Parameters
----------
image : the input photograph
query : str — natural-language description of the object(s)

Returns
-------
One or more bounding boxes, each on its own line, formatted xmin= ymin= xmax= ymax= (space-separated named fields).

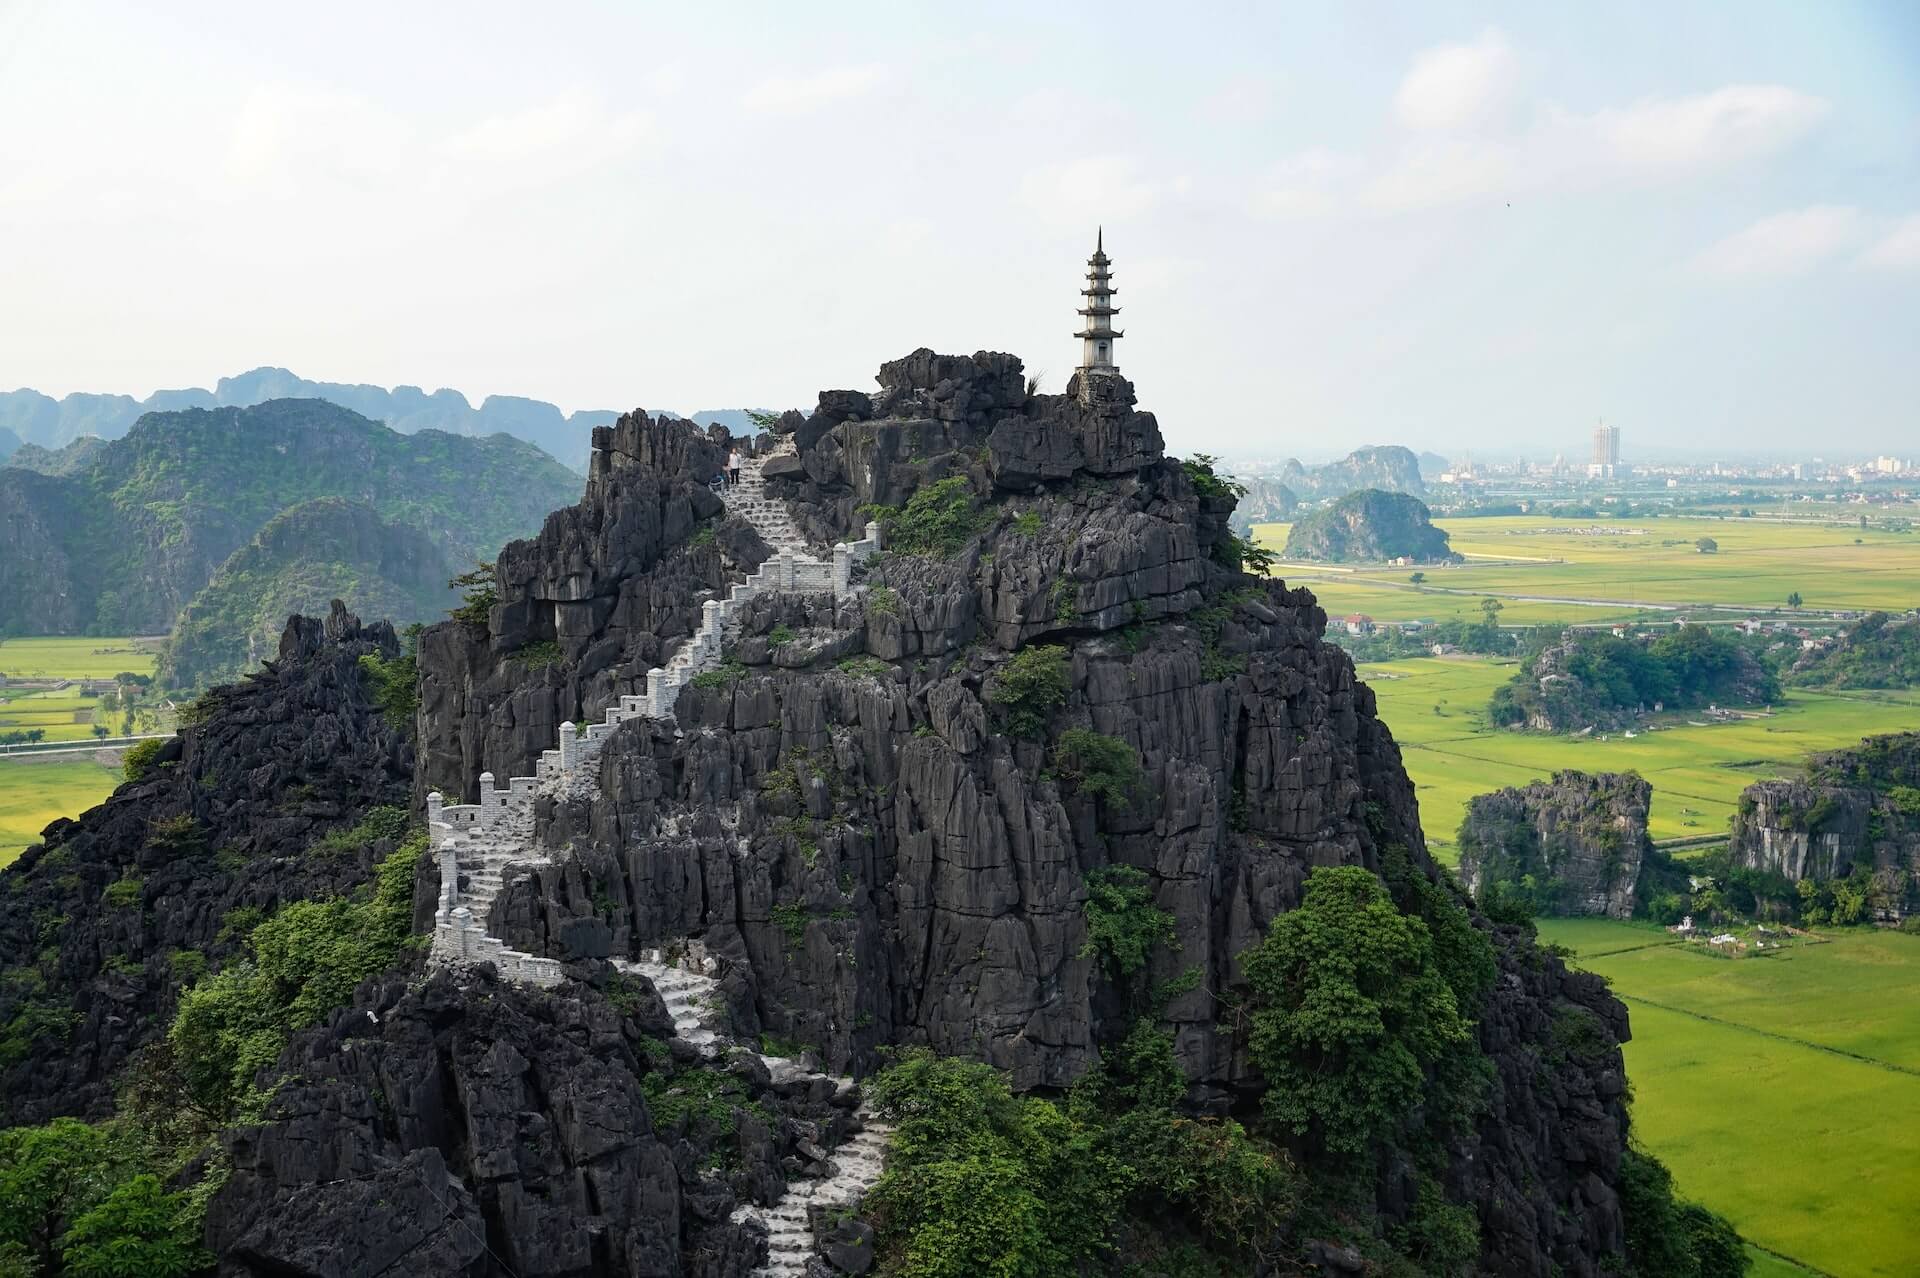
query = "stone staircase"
xmin=613 ymin=946 xmax=891 ymax=1278
xmin=426 ymin=441 xmax=892 ymax=1272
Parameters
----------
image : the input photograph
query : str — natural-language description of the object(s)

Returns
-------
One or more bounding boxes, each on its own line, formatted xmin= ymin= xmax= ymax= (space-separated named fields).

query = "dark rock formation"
xmin=1729 ymin=733 xmax=1920 ymax=916
xmin=410 ymin=350 xmax=1641 ymax=1275
xmin=1786 ymin=610 xmax=1920 ymax=689
xmin=0 ymin=602 xmax=414 ymax=1124
xmin=412 ymin=411 xmax=739 ymax=801
xmin=1457 ymin=771 xmax=1653 ymax=918
xmin=210 ymin=968 xmax=856 ymax=1278
xmin=1282 ymin=488 xmax=1459 ymax=563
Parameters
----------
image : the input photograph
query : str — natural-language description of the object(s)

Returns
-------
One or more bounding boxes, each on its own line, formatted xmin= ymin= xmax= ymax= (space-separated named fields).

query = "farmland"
xmin=0 ymin=636 xmax=159 ymax=865
xmin=0 ymin=755 xmax=122 ymax=868
xmin=1538 ymin=919 xmax=1920 ymax=1278
xmin=1254 ymin=513 xmax=1920 ymax=622
xmin=1358 ymin=656 xmax=1920 ymax=859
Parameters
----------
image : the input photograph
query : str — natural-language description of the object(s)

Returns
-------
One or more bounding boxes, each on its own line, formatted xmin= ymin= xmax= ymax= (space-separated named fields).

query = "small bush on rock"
xmin=1079 ymin=866 xmax=1176 ymax=979
xmin=121 ymin=738 xmax=165 ymax=783
xmin=1054 ymin=730 xmax=1144 ymax=806
xmin=868 ymin=477 xmax=987 ymax=557
xmin=988 ymin=646 xmax=1069 ymax=738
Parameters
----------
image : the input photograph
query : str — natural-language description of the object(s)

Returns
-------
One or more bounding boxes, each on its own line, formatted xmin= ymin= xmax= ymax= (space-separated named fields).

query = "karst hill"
xmin=0 ymin=349 xmax=1742 ymax=1277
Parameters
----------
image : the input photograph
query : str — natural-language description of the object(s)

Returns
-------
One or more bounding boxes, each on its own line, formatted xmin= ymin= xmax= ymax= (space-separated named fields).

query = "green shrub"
xmin=1079 ymin=866 xmax=1176 ymax=979
xmin=1617 ymin=1148 xmax=1749 ymax=1278
xmin=311 ymin=805 xmax=411 ymax=858
xmin=169 ymin=831 xmax=427 ymax=1120
xmin=1395 ymin=1179 xmax=1481 ymax=1277
xmin=59 ymin=1173 xmax=210 ymax=1278
xmin=1011 ymin=511 xmax=1043 ymax=537
xmin=987 ymin=645 xmax=1069 ymax=738
xmin=641 ymin=1066 xmax=759 ymax=1138
xmin=121 ymin=738 xmax=166 ymax=783
xmin=838 ymin=656 xmax=892 ymax=680
xmin=1180 ymin=455 xmax=1246 ymax=504
xmin=102 ymin=875 xmax=144 ymax=910
xmin=875 ymin=477 xmax=987 ymax=557
xmin=145 ymin=814 xmax=200 ymax=856
xmin=448 ymin=562 xmax=498 ymax=628
xmin=509 ymin=639 xmax=563 ymax=669
xmin=1053 ymin=730 xmax=1144 ymax=806
xmin=1887 ymin=784 xmax=1920 ymax=818
xmin=1240 ymin=865 xmax=1472 ymax=1156
xmin=357 ymin=630 xmax=421 ymax=731
xmin=0 ymin=1001 xmax=78 ymax=1067
xmin=772 ymin=902 xmax=811 ymax=948
xmin=866 ymin=585 xmax=900 ymax=618
xmin=768 ymin=624 xmax=797 ymax=645
xmin=690 ymin=661 xmax=747 ymax=690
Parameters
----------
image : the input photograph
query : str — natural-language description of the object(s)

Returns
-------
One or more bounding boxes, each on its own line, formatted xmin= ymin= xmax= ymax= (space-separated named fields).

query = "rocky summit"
xmin=2 ymin=351 xmax=1701 ymax=1278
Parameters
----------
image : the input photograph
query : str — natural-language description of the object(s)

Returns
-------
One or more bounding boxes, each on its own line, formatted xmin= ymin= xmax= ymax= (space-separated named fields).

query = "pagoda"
xmin=1074 ymin=228 xmax=1123 ymax=375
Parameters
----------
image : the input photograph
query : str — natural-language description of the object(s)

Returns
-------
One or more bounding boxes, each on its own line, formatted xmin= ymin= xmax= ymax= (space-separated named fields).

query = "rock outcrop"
xmin=1729 ymin=733 xmax=1920 ymax=917
xmin=0 ymin=602 xmax=414 ymax=1124
xmin=7 ymin=350 xmax=1663 ymax=1277
xmin=1281 ymin=444 xmax=1426 ymax=499
xmin=1282 ymin=487 xmax=1458 ymax=563
xmin=398 ymin=349 xmax=1641 ymax=1276
xmin=1457 ymin=771 xmax=1653 ymax=918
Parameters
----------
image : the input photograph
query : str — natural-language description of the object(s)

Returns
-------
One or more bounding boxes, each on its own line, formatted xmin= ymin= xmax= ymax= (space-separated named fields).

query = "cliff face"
xmin=1282 ymin=488 xmax=1458 ymax=563
xmin=1457 ymin=771 xmax=1652 ymax=918
xmin=0 ymin=603 xmax=414 ymax=1124
xmin=1729 ymin=733 xmax=1920 ymax=912
xmin=395 ymin=351 xmax=1638 ymax=1275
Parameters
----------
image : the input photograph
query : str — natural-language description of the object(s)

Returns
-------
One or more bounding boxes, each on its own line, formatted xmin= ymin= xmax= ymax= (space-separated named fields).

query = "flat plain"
xmin=1538 ymin=919 xmax=1920 ymax=1278
xmin=0 ymin=755 xmax=121 ymax=868
xmin=1358 ymin=656 xmax=1920 ymax=858
xmin=1254 ymin=513 xmax=1920 ymax=621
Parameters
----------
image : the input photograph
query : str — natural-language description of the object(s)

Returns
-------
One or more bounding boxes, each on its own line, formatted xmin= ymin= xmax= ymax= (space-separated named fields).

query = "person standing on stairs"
xmin=727 ymin=444 xmax=743 ymax=487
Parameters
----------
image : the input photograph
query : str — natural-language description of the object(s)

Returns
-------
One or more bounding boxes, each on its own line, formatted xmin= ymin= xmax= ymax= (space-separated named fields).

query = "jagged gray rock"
xmin=1457 ymin=771 xmax=1652 ymax=918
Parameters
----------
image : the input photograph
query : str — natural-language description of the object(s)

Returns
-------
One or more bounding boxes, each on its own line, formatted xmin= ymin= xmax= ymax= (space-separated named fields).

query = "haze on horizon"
xmin=1 ymin=0 xmax=1916 ymax=459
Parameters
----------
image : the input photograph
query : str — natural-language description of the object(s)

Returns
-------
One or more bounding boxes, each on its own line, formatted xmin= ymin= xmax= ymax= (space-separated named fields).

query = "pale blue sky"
xmin=1 ymin=1 xmax=1914 ymax=458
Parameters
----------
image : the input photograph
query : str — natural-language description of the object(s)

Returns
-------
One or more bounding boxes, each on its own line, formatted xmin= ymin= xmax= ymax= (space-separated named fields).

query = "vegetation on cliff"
xmin=1282 ymin=489 xmax=1459 ymax=563
xmin=1786 ymin=610 xmax=1920 ymax=688
xmin=1489 ymin=625 xmax=1780 ymax=732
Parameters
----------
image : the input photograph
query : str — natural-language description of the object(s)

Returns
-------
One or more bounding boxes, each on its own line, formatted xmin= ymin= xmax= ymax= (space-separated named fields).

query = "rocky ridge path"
xmin=427 ymin=444 xmax=890 ymax=1275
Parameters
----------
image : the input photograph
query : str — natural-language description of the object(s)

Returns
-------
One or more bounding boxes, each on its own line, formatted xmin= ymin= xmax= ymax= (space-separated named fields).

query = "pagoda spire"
xmin=1074 ymin=229 xmax=1122 ymax=376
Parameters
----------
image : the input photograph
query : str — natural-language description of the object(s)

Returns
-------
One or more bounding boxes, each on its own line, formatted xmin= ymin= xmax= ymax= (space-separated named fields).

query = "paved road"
xmin=0 ymin=734 xmax=168 ymax=759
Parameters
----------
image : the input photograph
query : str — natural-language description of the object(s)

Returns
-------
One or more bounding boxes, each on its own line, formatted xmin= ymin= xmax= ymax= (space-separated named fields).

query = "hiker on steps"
xmin=727 ymin=445 xmax=743 ymax=487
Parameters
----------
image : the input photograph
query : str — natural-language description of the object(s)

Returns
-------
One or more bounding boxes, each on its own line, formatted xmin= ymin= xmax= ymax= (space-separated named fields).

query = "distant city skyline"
xmin=1 ymin=2 xmax=1916 ymax=456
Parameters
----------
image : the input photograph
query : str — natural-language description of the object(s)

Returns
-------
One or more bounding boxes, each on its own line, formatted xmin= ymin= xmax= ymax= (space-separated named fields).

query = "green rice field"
xmin=0 ymin=635 xmax=160 ymax=680
xmin=1538 ymin=919 xmax=1920 ymax=1278
xmin=1359 ymin=657 xmax=1920 ymax=859
xmin=0 ymin=755 xmax=122 ymax=868
xmin=1254 ymin=513 xmax=1920 ymax=622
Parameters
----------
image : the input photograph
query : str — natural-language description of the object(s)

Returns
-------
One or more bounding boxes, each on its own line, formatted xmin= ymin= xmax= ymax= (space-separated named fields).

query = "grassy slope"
xmin=1359 ymin=657 xmax=1920 ymax=859
xmin=1539 ymin=920 xmax=1920 ymax=1278
xmin=1254 ymin=514 xmax=1920 ymax=620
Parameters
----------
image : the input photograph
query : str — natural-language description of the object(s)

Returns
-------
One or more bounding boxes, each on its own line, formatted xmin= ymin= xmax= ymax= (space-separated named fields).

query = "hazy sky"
xmin=2 ymin=1 xmax=1916 ymax=459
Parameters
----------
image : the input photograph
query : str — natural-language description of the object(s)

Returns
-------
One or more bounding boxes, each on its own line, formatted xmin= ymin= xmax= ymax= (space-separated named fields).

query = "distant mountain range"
xmin=0 ymin=368 xmax=768 ymax=472
xmin=0 ymin=399 xmax=581 ymax=682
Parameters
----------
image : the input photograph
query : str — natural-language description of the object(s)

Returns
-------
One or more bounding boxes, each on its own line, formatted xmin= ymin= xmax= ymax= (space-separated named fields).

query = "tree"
xmin=1786 ymin=591 xmax=1803 ymax=610
xmin=0 ymin=1118 xmax=127 ymax=1272
xmin=90 ymin=725 xmax=108 ymax=740
xmin=1409 ymin=571 xmax=1426 ymax=585
xmin=1695 ymin=537 xmax=1717 ymax=553
xmin=1240 ymin=866 xmax=1470 ymax=1155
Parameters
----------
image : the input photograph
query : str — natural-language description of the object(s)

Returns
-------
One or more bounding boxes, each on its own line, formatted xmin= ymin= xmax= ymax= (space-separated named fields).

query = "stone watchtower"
xmin=1074 ymin=228 xmax=1123 ymax=376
